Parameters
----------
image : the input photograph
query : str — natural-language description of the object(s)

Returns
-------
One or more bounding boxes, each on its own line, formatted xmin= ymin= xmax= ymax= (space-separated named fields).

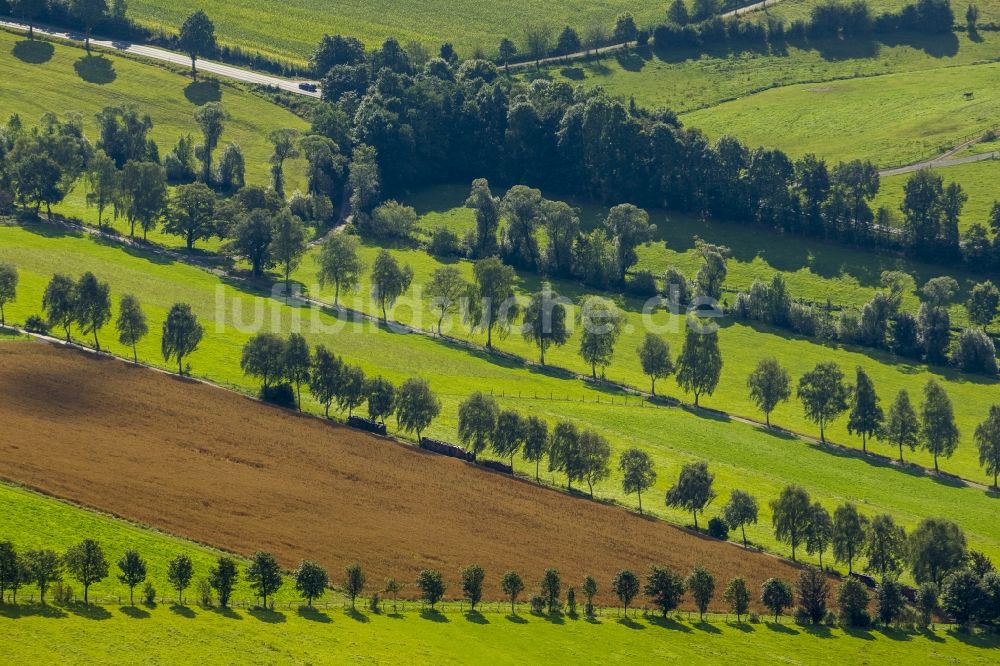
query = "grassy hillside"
xmin=125 ymin=0 xmax=664 ymax=63
xmin=679 ymin=60 xmax=1000 ymax=166
xmin=2 ymin=223 xmax=999 ymax=571
xmin=539 ymin=30 xmax=1000 ymax=114
xmin=758 ymin=0 xmax=1000 ymax=26
xmin=0 ymin=29 xmax=308 ymax=244
xmin=875 ymin=159 xmax=1000 ymax=232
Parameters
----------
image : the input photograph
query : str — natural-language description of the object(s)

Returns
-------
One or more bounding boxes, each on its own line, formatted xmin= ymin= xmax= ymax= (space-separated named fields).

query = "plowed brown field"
xmin=0 ymin=341 xmax=802 ymax=605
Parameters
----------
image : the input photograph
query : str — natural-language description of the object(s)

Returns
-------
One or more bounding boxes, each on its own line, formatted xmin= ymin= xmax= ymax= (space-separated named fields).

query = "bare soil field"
xmin=0 ymin=340 xmax=802 ymax=605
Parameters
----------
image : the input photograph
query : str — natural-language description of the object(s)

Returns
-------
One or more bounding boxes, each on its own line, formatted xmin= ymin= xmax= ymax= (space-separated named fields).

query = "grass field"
xmin=2 ymin=223 xmax=1000 ymax=573
xmin=875 ymin=159 xmax=1000 ymax=232
xmin=124 ymin=0 xmax=666 ymax=63
xmin=540 ymin=31 xmax=1000 ymax=114
xmin=757 ymin=0 xmax=1000 ymax=26
xmin=678 ymin=60 xmax=1000 ymax=166
xmin=2 ymin=482 xmax=997 ymax=663
xmin=0 ymin=29 xmax=308 ymax=242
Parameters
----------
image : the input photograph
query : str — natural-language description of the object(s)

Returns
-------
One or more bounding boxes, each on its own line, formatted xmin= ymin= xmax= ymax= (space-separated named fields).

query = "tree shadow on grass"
xmin=464 ymin=610 xmax=489 ymax=624
xmin=843 ymin=626 xmax=876 ymax=640
xmin=918 ymin=627 xmax=945 ymax=643
xmin=801 ymin=623 xmax=834 ymax=639
xmin=728 ymin=621 xmax=755 ymax=633
xmin=185 ymin=79 xmax=222 ymax=105
xmin=0 ymin=603 xmax=67 ymax=619
xmin=764 ymin=621 xmax=798 ymax=635
xmin=420 ymin=608 xmax=449 ymax=623
xmin=12 ymin=39 xmax=54 ymax=63
xmin=119 ymin=605 xmax=150 ymax=619
xmin=647 ymin=615 xmax=691 ymax=632
xmin=345 ymin=607 xmax=369 ymax=623
xmin=876 ymin=626 xmax=913 ymax=642
xmin=946 ymin=628 xmax=998 ymax=648
xmin=560 ymin=67 xmax=585 ymax=81
xmin=297 ymin=606 xmax=331 ymax=623
xmin=693 ymin=620 xmax=721 ymax=634
xmin=617 ymin=616 xmax=645 ymax=630
xmin=68 ymin=603 xmax=113 ymax=620
xmin=74 ymin=55 xmax=116 ymax=84
xmin=248 ymin=607 xmax=286 ymax=623
xmin=211 ymin=606 xmax=242 ymax=620
xmin=506 ymin=613 xmax=528 ymax=624
xmin=169 ymin=603 xmax=196 ymax=619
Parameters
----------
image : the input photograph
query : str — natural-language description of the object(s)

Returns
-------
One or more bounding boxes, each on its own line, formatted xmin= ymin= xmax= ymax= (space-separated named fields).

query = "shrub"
xmin=143 ymin=582 xmax=157 ymax=605
xmin=748 ymin=611 xmax=761 ymax=623
xmin=530 ymin=595 xmax=546 ymax=614
xmin=260 ymin=383 xmax=296 ymax=408
xmin=53 ymin=582 xmax=74 ymax=605
xmin=951 ymin=327 xmax=998 ymax=375
xmin=369 ymin=592 xmax=381 ymax=613
xmin=197 ymin=578 xmax=214 ymax=607
xmin=789 ymin=303 xmax=819 ymax=337
xmin=24 ymin=314 xmax=49 ymax=334
xmin=566 ymin=587 xmax=577 ymax=616
xmin=428 ymin=226 xmax=463 ymax=257
xmin=837 ymin=578 xmax=871 ymax=627
xmin=707 ymin=517 xmax=729 ymax=540
xmin=793 ymin=607 xmax=811 ymax=625
xmin=370 ymin=201 xmax=417 ymax=239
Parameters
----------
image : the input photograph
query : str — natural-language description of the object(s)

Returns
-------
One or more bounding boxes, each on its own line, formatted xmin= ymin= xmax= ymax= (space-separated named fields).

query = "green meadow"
xmin=679 ymin=60 xmax=1000 ymax=167
xmin=2 ymin=222 xmax=1000 ymax=572
xmin=125 ymin=0 xmax=665 ymax=63
xmin=540 ymin=30 xmax=1000 ymax=115
xmin=875 ymin=159 xmax=1000 ymax=233
xmin=0 ymin=29 xmax=308 ymax=246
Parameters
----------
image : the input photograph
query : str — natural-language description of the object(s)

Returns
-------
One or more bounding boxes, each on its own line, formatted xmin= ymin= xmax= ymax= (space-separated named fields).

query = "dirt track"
xmin=0 ymin=341 xmax=801 ymax=605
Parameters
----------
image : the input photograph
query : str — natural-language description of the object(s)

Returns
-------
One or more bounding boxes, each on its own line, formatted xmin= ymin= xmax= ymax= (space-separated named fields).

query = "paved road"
xmin=0 ymin=18 xmax=322 ymax=97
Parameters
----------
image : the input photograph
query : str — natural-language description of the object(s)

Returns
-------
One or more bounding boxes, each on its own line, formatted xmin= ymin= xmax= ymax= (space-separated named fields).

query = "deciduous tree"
xmin=722 ymin=489 xmax=759 ymax=548
xmin=521 ymin=284 xmax=569 ymax=365
xmin=976 ymin=405 xmax=1000 ymax=489
xmin=167 ymin=554 xmax=194 ymax=604
xmin=619 ymin=448 xmax=656 ymax=514
xmin=747 ymin=357 xmax=790 ymax=426
xmin=316 ymin=233 xmax=363 ymax=307
xmin=394 ymin=378 xmax=440 ymax=441
xmin=117 ymin=549 xmax=147 ymax=606
xmin=921 ymin=379 xmax=959 ymax=472
xmin=885 ymin=389 xmax=919 ymax=463
xmin=797 ymin=362 xmax=851 ymax=443
xmin=771 ymin=485 xmax=811 ymax=561
xmin=848 ymin=366 xmax=883 ymax=452
xmin=500 ymin=570 xmax=524 ymax=614
xmin=209 ymin=557 xmax=238 ymax=608
xmin=832 ymin=503 xmax=869 ymax=574
xmin=161 ymin=303 xmax=203 ymax=375
xmin=179 ymin=10 xmax=217 ymax=79
xmin=370 ymin=250 xmax=413 ymax=323
xmin=74 ymin=271 xmax=111 ymax=351
xmin=666 ymin=460 xmax=715 ymax=530
xmin=246 ymin=551 xmax=283 ymax=609
xmin=686 ymin=566 xmax=715 ymax=621
xmin=676 ymin=318 xmax=722 ymax=407
xmin=115 ymin=294 xmax=147 ymax=364
xmin=638 ymin=334 xmax=674 ymax=396
xmin=612 ymin=569 xmax=640 ymax=616
xmin=644 ymin=565 xmax=684 ymax=617
xmin=457 ymin=392 xmax=499 ymax=457
xmin=761 ymin=577 xmax=793 ymax=623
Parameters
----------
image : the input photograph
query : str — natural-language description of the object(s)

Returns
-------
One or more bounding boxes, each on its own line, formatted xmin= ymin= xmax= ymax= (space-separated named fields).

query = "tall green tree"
xmin=805 ymin=502 xmax=833 ymax=569
xmin=294 ymin=561 xmax=328 ymax=607
xmin=0 ymin=263 xmax=17 ymax=327
xmin=246 ymin=551 xmax=283 ymax=609
xmin=619 ymin=448 xmax=656 ymax=514
xmin=722 ymin=489 xmax=759 ymax=548
xmin=666 ymin=461 xmax=715 ymax=530
xmin=467 ymin=257 xmax=518 ymax=350
xmin=115 ymin=294 xmax=147 ymax=364
xmin=579 ymin=429 xmax=611 ymax=498
xmin=548 ymin=421 xmax=584 ymax=490
xmin=847 ymin=366 xmax=883 ymax=453
xmin=521 ymin=284 xmax=569 ymax=365
xmin=638 ymin=334 xmax=674 ymax=396
xmin=370 ymin=250 xmax=413 ymax=323
xmin=760 ymin=577 xmax=793 ymax=623
xmin=178 ymin=10 xmax=217 ymax=79
xmin=194 ymin=102 xmax=227 ymax=183
xmin=268 ymin=128 xmax=300 ymax=197
xmin=832 ymin=503 xmax=869 ymax=574
xmin=460 ymin=564 xmax=486 ymax=611
xmin=164 ymin=182 xmax=217 ymax=250
xmin=612 ymin=569 xmax=640 ymax=616
xmin=316 ymin=233 xmax=364 ymax=307
xmin=167 ymin=554 xmax=194 ymax=604
xmin=686 ymin=566 xmax=715 ymax=621
xmin=348 ymin=144 xmax=380 ymax=226
xmin=365 ymin=376 xmax=396 ymax=424
xmin=539 ymin=568 xmax=561 ymax=614
xmin=241 ymin=333 xmax=287 ymax=392
xmin=885 ymin=389 xmax=919 ymax=463
xmin=426 ymin=267 xmax=469 ymax=335
xmin=771 ymin=485 xmax=811 ymax=561
xmin=865 ymin=514 xmax=907 ymax=580
xmin=967 ymin=281 xmax=1000 ymax=327
xmin=723 ymin=577 xmax=751 ymax=623
xmin=161 ymin=303 xmax=203 ymax=375
xmin=119 ymin=159 xmax=168 ymax=240
xmin=522 ymin=416 xmax=549 ymax=482
xmin=43 ymin=274 xmax=77 ymax=341
xmin=500 ymin=570 xmax=524 ymax=614
xmin=975 ymin=405 xmax=1000 ymax=488
xmin=270 ymin=210 xmax=307 ymax=297
xmin=920 ymin=379 xmax=960 ymax=472
xmin=457 ymin=392 xmax=499 ymax=457
xmin=644 ymin=565 xmax=685 ymax=617
xmin=69 ymin=0 xmax=108 ymax=53
xmin=336 ymin=364 xmax=366 ymax=416
xmin=491 ymin=409 xmax=526 ymax=469
xmin=85 ymin=150 xmax=118 ymax=229
xmin=24 ymin=549 xmax=62 ymax=603
xmin=209 ymin=556 xmax=239 ymax=608
xmin=676 ymin=318 xmax=723 ymax=407
xmin=797 ymin=362 xmax=851 ymax=443
xmin=117 ymin=549 xmax=147 ymax=606
xmin=308 ymin=345 xmax=343 ymax=417
xmin=64 ymin=538 xmax=108 ymax=604
xmin=415 ymin=569 xmax=446 ymax=609
xmin=577 ymin=296 xmax=623 ymax=379
xmin=283 ymin=333 xmax=311 ymax=410
xmin=746 ymin=357 xmax=790 ymax=427
xmin=74 ymin=271 xmax=111 ymax=351
xmin=908 ymin=518 xmax=966 ymax=587
xmin=394 ymin=378 xmax=441 ymax=441
xmin=603 ymin=203 xmax=655 ymax=284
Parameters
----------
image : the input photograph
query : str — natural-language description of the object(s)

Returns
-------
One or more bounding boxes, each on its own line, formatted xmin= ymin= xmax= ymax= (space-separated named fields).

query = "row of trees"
xmin=734 ymin=272 xmax=1000 ymax=376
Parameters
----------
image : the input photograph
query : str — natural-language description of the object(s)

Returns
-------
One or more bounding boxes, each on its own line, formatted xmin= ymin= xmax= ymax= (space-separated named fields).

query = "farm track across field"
xmin=0 ymin=340 xmax=804 ymax=607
